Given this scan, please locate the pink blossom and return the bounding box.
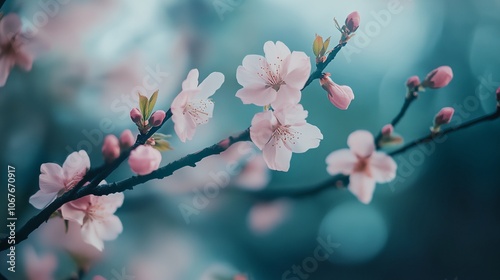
[406,75,421,89]
[102,135,120,162]
[326,130,397,204]
[320,73,354,110]
[128,145,162,175]
[248,200,290,234]
[434,107,454,126]
[93,276,106,280]
[236,41,311,108]
[29,151,90,209]
[0,14,35,87]
[250,105,323,171]
[234,154,270,190]
[61,192,124,251]
[37,219,102,271]
[171,69,224,142]
[24,247,57,280]
[120,129,135,148]
[149,110,166,127]
[345,11,361,33]
[381,124,394,137]
[422,66,453,89]
[130,108,142,123]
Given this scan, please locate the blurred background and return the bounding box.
[1,0,500,279]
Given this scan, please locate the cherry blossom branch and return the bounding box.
[302,43,346,90]
[0,110,172,252]
[251,106,500,200]
[0,127,248,252]
[374,89,418,148]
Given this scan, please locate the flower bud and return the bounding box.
[320,73,354,110]
[102,135,120,162]
[120,129,135,149]
[406,75,421,89]
[345,11,360,33]
[422,66,453,89]
[130,108,142,123]
[149,110,166,127]
[381,124,394,137]
[233,275,248,280]
[128,145,162,175]
[434,107,454,126]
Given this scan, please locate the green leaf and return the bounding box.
[152,133,172,141]
[146,90,159,119]
[313,34,323,57]
[138,93,149,120]
[153,139,173,151]
[321,36,331,56]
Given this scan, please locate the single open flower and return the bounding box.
[171,69,224,142]
[320,73,354,110]
[29,151,90,209]
[0,13,35,87]
[102,135,120,162]
[61,191,124,251]
[422,66,453,89]
[250,104,323,171]
[236,41,311,108]
[326,130,397,204]
[128,145,162,175]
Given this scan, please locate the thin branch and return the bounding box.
[253,107,500,200]
[374,90,418,148]
[302,43,346,90]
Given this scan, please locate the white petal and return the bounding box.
[250,111,276,150]
[262,137,293,172]
[236,86,276,106]
[39,163,65,193]
[198,72,224,99]
[286,123,323,153]
[273,103,307,126]
[81,222,104,251]
[94,215,123,241]
[187,98,214,125]
[236,64,267,88]
[62,151,90,182]
[347,130,375,158]
[29,191,57,209]
[263,41,291,68]
[284,51,311,89]
[348,173,376,204]
[181,69,199,90]
[325,149,357,175]
[271,84,302,109]
[370,152,397,183]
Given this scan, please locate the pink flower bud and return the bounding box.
[234,275,248,280]
[120,129,135,149]
[102,135,120,162]
[381,124,394,137]
[128,145,162,175]
[434,107,454,126]
[93,276,106,280]
[130,108,142,123]
[406,75,421,89]
[345,11,360,33]
[320,74,354,110]
[149,110,166,127]
[423,66,453,89]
